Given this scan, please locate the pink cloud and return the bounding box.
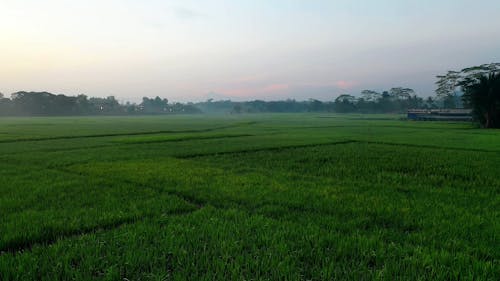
[262,83,289,92]
[335,80,357,89]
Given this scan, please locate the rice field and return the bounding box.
[0,114,498,280]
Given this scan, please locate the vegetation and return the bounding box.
[0,86,460,117]
[0,92,201,116]
[436,63,500,128]
[0,114,498,280]
[196,88,445,114]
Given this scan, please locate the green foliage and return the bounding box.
[0,92,201,116]
[0,87,428,116]
[462,72,500,128]
[435,63,500,128]
[0,114,498,280]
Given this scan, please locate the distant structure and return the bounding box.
[407,109,472,121]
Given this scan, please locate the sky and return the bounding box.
[1,0,499,102]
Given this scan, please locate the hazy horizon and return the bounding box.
[1,0,500,103]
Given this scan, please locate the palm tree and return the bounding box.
[462,72,500,128]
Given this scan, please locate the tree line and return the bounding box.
[1,88,447,117]
[201,87,456,114]
[0,88,457,116]
[1,61,497,128]
[0,92,201,116]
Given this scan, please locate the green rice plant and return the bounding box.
[0,114,498,280]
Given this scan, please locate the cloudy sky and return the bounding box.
[1,0,499,102]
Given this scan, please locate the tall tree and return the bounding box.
[361,90,381,102]
[334,94,357,113]
[389,87,415,100]
[462,72,500,128]
[436,63,500,128]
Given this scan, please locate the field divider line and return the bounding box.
[0,166,209,255]
[0,121,258,144]
[177,140,360,158]
[0,144,116,157]
[360,140,500,153]
[177,139,499,159]
[283,124,474,130]
[45,163,355,229]
[116,133,254,145]
[0,134,256,157]
[0,208,199,256]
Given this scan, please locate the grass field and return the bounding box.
[0,114,498,280]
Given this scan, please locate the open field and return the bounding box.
[0,114,498,280]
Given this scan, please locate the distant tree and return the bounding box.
[442,95,457,109]
[408,95,424,109]
[389,87,415,100]
[378,91,395,112]
[436,63,500,128]
[106,96,121,112]
[246,100,268,113]
[195,100,234,114]
[425,97,437,109]
[356,98,372,113]
[308,99,324,112]
[124,101,140,114]
[335,94,357,103]
[436,71,462,101]
[87,96,121,114]
[231,104,243,114]
[334,94,357,113]
[141,96,169,113]
[361,90,381,102]
[75,94,90,114]
[11,91,56,115]
[0,92,11,115]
